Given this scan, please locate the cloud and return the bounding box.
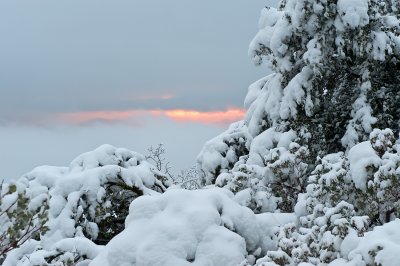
[57,108,245,127]
[163,108,244,125]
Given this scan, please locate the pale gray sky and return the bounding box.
[0,0,277,179]
[0,0,270,122]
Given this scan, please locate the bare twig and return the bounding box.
[0,197,18,217]
[146,144,173,179]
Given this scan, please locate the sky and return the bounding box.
[0,0,273,179]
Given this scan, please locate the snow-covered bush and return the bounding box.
[90,188,295,266]
[4,144,172,265]
[253,129,400,265]
[199,125,310,213]
[369,129,400,224]
[0,181,48,263]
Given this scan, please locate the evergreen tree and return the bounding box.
[198,0,400,214]
[249,0,400,154]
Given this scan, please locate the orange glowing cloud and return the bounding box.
[56,108,245,126]
[164,108,245,125]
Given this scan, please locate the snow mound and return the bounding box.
[90,188,280,266]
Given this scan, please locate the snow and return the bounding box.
[303,39,322,66]
[247,128,296,166]
[256,213,297,252]
[55,237,104,259]
[244,76,269,110]
[348,141,380,191]
[1,192,18,212]
[372,31,391,61]
[234,188,253,207]
[294,192,308,217]
[332,220,400,266]
[350,220,400,265]
[244,74,283,135]
[90,188,262,266]
[249,6,285,66]
[3,240,41,266]
[340,229,361,258]
[342,80,377,149]
[383,15,400,28]
[280,67,312,119]
[197,121,252,185]
[336,0,369,29]
[70,144,145,172]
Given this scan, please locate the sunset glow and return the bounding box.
[164,108,245,124]
[57,108,245,126]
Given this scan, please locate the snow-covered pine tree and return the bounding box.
[198,0,400,214]
[3,145,172,265]
[249,0,400,152]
